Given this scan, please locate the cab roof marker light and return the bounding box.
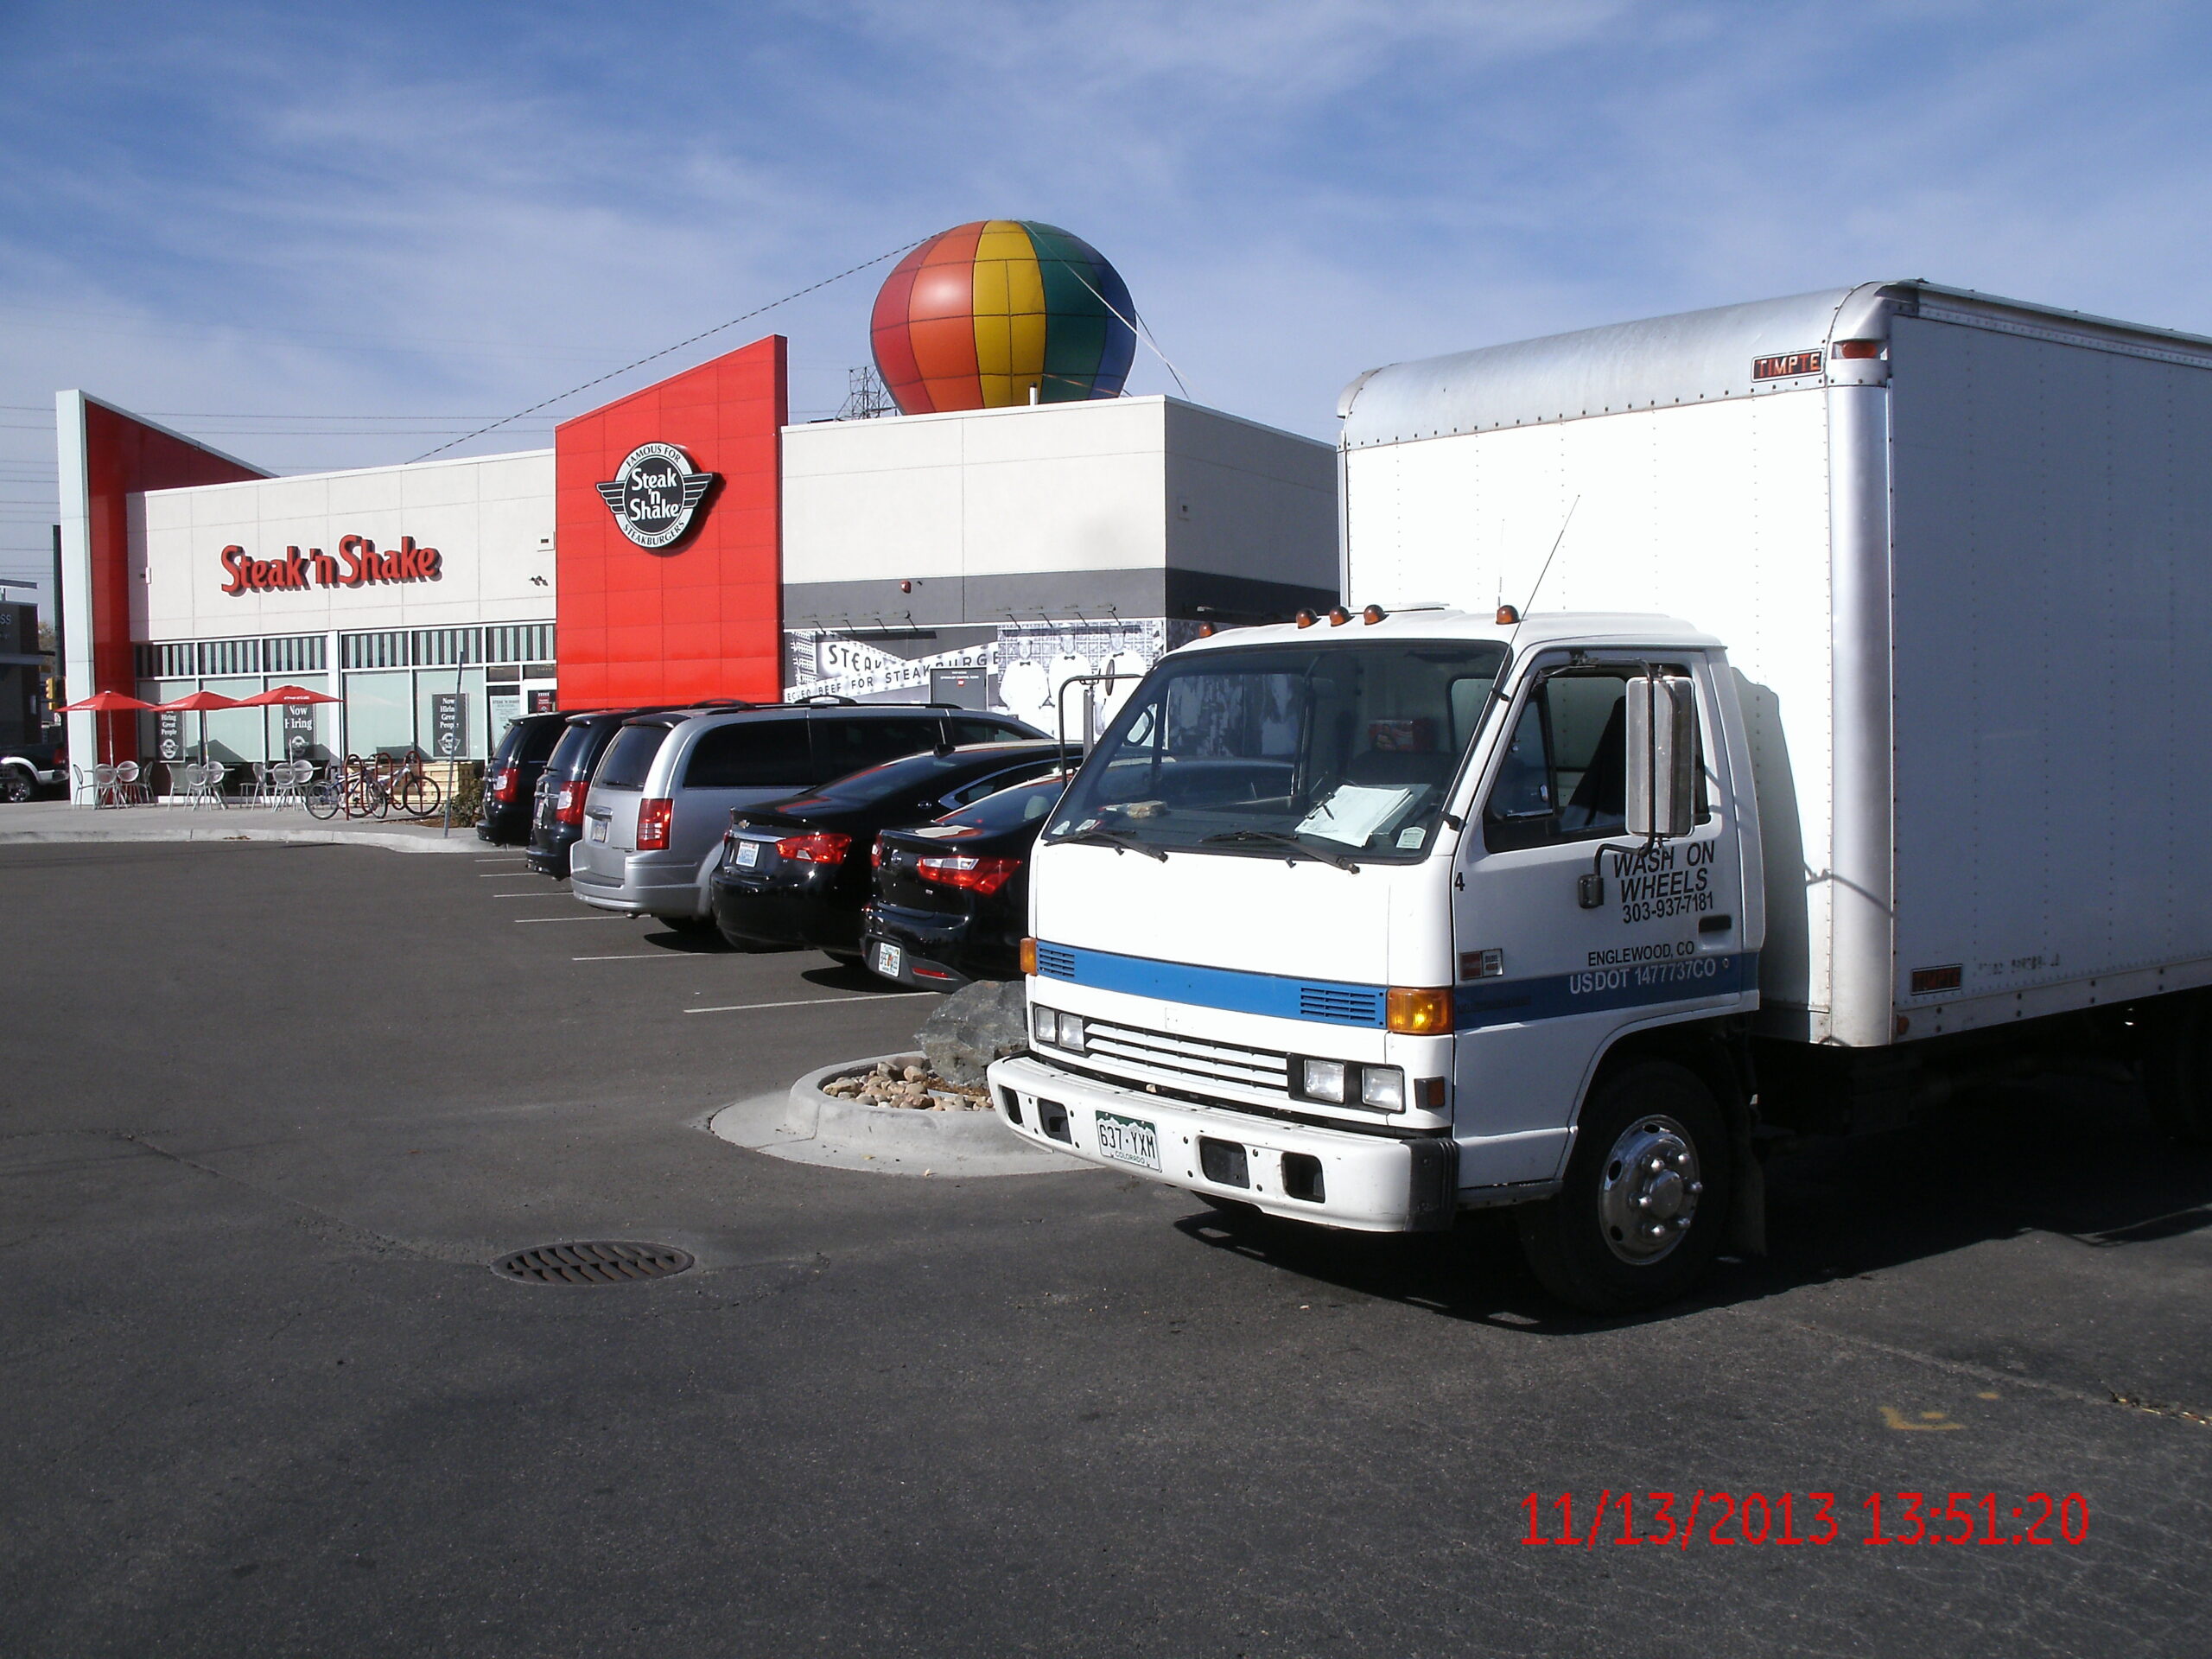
[1294,610,1317,629]
[1327,607,1351,626]
[1362,604,1387,624]
[1495,604,1520,626]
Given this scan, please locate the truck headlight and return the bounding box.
[1359,1066,1406,1110]
[1298,1058,1347,1103]
[1032,1008,1085,1053]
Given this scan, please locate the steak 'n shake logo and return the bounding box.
[595,442,716,549]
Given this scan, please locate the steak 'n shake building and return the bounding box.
[55,336,1337,777]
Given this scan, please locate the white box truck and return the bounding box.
[987,281,2212,1311]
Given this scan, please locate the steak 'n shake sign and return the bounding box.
[219,534,443,596]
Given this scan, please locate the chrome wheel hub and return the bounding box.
[1597,1114,1703,1264]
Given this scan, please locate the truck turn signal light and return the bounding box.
[1020,937,1038,975]
[1385,986,1454,1034]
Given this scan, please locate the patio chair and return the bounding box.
[71,765,99,806]
[115,760,147,804]
[93,763,120,808]
[271,760,310,809]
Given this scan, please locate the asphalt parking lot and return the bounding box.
[2,842,2208,1657]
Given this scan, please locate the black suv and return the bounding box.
[525,706,676,877]
[478,711,570,844]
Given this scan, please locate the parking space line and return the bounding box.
[572,952,690,961]
[685,992,935,1014]
[492,892,575,898]
[514,915,629,924]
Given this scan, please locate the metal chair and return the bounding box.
[270,760,310,809]
[115,760,146,804]
[71,765,99,806]
[207,762,228,807]
[93,763,120,808]
[248,760,272,806]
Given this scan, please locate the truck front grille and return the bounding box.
[1077,1018,1290,1101]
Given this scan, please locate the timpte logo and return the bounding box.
[595,442,716,550]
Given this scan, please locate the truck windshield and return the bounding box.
[1046,639,1507,861]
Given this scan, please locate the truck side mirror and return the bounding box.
[1624,675,1697,839]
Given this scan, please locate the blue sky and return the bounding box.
[4,0,2210,607]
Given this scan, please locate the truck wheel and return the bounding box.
[0,766,31,804]
[1516,1060,1732,1315]
[2142,998,2212,1146]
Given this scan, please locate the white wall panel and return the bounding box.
[136,450,555,642]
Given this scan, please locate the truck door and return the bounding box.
[1449,652,1750,1183]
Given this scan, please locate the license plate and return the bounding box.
[735,839,760,868]
[587,817,608,842]
[1094,1111,1161,1172]
[873,941,902,978]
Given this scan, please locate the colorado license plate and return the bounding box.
[735,839,760,868]
[873,941,902,977]
[1094,1111,1161,1172]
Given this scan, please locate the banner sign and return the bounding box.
[430,692,467,760]
[282,702,315,755]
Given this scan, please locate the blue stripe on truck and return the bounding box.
[1456,951,1758,1031]
[1034,940,1758,1032]
[1032,942,1388,1027]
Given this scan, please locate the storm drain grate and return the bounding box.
[492,1241,695,1286]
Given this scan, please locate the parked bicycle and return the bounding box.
[303,752,443,820]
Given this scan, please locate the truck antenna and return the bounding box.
[1519,497,1580,621]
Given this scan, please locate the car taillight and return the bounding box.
[488,766,517,804]
[637,797,673,850]
[776,831,851,865]
[870,836,884,870]
[916,854,1022,895]
[554,779,587,826]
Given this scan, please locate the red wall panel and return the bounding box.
[81,401,268,759]
[554,336,787,708]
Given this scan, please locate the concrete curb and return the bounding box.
[708,1052,1094,1178]
[0,817,480,855]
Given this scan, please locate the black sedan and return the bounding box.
[861,773,1065,988]
[709,740,1074,961]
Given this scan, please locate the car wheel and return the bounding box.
[0,766,32,804]
[1516,1059,1732,1315]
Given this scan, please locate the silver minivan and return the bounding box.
[569,702,1040,926]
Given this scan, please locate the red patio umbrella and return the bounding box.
[56,689,154,766]
[234,683,341,706]
[151,689,245,768]
[235,683,340,762]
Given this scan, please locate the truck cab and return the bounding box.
[988,607,1763,1311]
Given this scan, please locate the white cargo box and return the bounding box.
[1339,282,2212,1047]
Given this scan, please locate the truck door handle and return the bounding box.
[1698,913,1732,934]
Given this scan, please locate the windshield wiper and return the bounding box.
[1053,827,1168,861]
[1201,829,1361,873]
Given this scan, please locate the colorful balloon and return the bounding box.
[870,220,1137,415]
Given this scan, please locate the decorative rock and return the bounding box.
[917,978,1029,1087]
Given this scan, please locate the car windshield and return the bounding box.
[594,723,670,791]
[939,776,1067,834]
[1046,640,1507,861]
[544,721,593,778]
